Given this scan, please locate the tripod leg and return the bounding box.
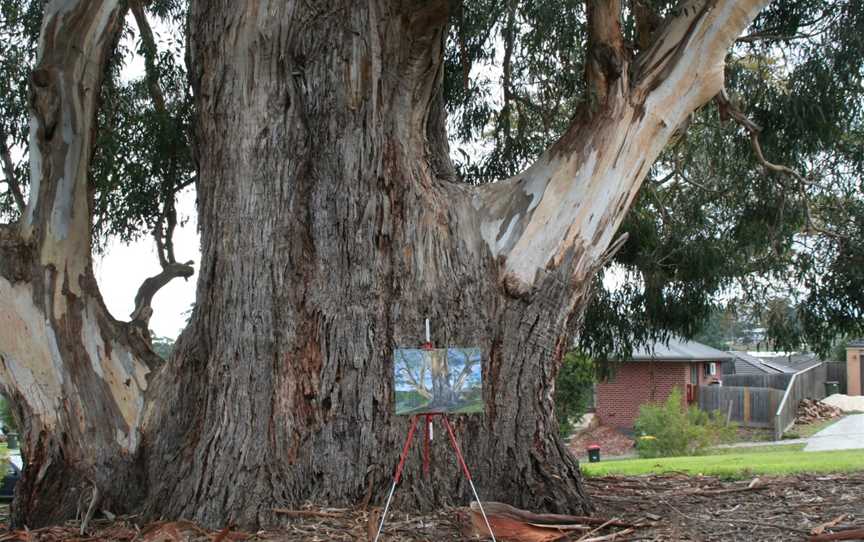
[373,415,419,542]
[423,414,432,476]
[441,416,497,542]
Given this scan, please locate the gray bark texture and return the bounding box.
[0,0,770,530]
[143,0,590,526]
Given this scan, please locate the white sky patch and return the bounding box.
[94,187,198,339]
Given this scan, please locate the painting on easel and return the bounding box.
[393,347,483,415]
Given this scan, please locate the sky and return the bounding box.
[94,188,198,339]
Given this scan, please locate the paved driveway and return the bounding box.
[804,413,864,452]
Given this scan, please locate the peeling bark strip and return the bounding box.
[1,0,772,531]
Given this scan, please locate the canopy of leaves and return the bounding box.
[0,0,40,221]
[1,0,861,358]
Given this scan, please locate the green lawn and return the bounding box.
[582,447,864,478]
[706,443,805,455]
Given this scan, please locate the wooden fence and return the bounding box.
[825,361,847,394]
[698,385,785,429]
[773,363,827,439]
[699,363,830,437]
[722,373,792,390]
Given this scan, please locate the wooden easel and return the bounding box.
[373,320,496,542]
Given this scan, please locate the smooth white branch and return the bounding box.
[474,0,770,295]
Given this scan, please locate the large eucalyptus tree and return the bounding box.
[0,0,861,529]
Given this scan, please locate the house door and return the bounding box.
[688,365,698,404]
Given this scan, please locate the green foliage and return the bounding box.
[829,338,851,363]
[1,1,862,362]
[89,8,194,250]
[555,352,595,436]
[0,396,17,433]
[151,336,175,360]
[0,0,40,222]
[634,388,736,458]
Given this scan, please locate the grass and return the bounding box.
[582,447,864,478]
[706,443,805,455]
[784,415,845,439]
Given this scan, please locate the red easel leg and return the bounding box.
[394,414,420,484]
[441,415,473,480]
[374,415,420,542]
[441,416,497,542]
[423,414,432,476]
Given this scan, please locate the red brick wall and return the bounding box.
[595,362,689,429]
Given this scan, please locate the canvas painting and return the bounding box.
[393,347,483,415]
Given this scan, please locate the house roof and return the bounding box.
[849,338,864,347]
[745,352,822,374]
[726,351,823,375]
[729,352,785,375]
[628,338,734,362]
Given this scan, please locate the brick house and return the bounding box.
[847,339,864,396]
[594,338,732,429]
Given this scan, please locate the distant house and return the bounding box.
[594,338,732,429]
[725,351,821,376]
[847,339,864,396]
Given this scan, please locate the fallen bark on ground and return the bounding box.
[0,472,860,541]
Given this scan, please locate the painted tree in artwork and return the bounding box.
[395,349,432,402]
[0,0,862,529]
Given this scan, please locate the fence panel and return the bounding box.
[698,386,783,428]
[825,361,847,394]
[773,363,827,439]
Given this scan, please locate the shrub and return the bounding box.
[634,387,736,458]
[555,352,596,437]
[0,396,16,433]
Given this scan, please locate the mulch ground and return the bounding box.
[569,425,636,458]
[0,473,862,540]
[587,472,864,541]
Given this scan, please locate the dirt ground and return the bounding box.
[569,425,636,458]
[0,473,861,541]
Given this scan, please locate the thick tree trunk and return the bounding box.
[0,1,162,526]
[139,1,591,526]
[1,0,770,530]
[140,0,768,528]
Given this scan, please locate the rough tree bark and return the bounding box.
[0,0,770,530]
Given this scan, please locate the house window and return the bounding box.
[704,362,717,376]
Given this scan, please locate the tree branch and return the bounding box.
[127,1,197,326]
[500,0,517,142]
[129,260,194,328]
[130,1,167,116]
[396,352,432,400]
[0,130,25,214]
[22,0,128,284]
[633,0,662,51]
[471,0,770,295]
[634,0,770,106]
[585,0,626,105]
[713,90,842,239]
